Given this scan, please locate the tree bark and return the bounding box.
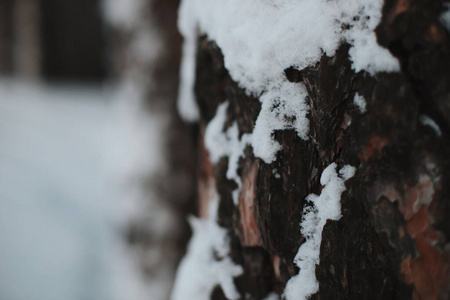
[189,1,450,299]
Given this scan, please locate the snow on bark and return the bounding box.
[262,292,280,300]
[102,0,146,30]
[440,3,450,33]
[419,115,442,137]
[177,0,399,162]
[205,102,251,204]
[284,163,355,300]
[171,199,243,300]
[184,0,450,298]
[251,81,309,163]
[353,93,367,114]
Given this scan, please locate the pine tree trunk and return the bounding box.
[186,1,450,299]
[0,0,13,74]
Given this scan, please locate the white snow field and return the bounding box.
[0,80,155,300]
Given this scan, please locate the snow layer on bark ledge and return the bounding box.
[284,163,355,300]
[178,0,400,162]
[171,199,243,300]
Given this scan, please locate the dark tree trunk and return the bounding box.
[104,0,196,298]
[13,0,41,78]
[188,1,450,299]
[0,0,41,78]
[40,0,105,82]
[0,0,13,74]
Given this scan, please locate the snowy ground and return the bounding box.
[0,80,151,300]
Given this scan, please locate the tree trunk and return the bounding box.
[0,0,13,74]
[0,0,40,77]
[174,1,450,299]
[12,0,41,78]
[103,0,196,299]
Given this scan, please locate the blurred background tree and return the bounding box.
[0,1,196,300]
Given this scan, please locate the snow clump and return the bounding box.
[251,81,310,162]
[263,292,280,300]
[440,3,450,33]
[284,163,356,300]
[419,115,442,137]
[171,199,243,300]
[102,0,146,30]
[205,102,252,204]
[178,0,399,99]
[353,93,367,113]
[177,0,400,163]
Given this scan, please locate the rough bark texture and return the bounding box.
[193,1,450,299]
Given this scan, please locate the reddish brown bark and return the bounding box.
[192,1,450,299]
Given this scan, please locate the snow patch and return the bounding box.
[419,115,442,137]
[177,0,200,121]
[251,82,310,163]
[353,93,367,113]
[263,292,280,300]
[344,0,400,74]
[206,85,309,170]
[178,0,399,96]
[102,0,145,30]
[178,0,399,160]
[273,169,281,179]
[130,29,163,66]
[171,199,243,300]
[440,3,450,33]
[205,102,252,204]
[284,163,355,300]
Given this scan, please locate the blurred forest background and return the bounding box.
[0,1,196,300]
